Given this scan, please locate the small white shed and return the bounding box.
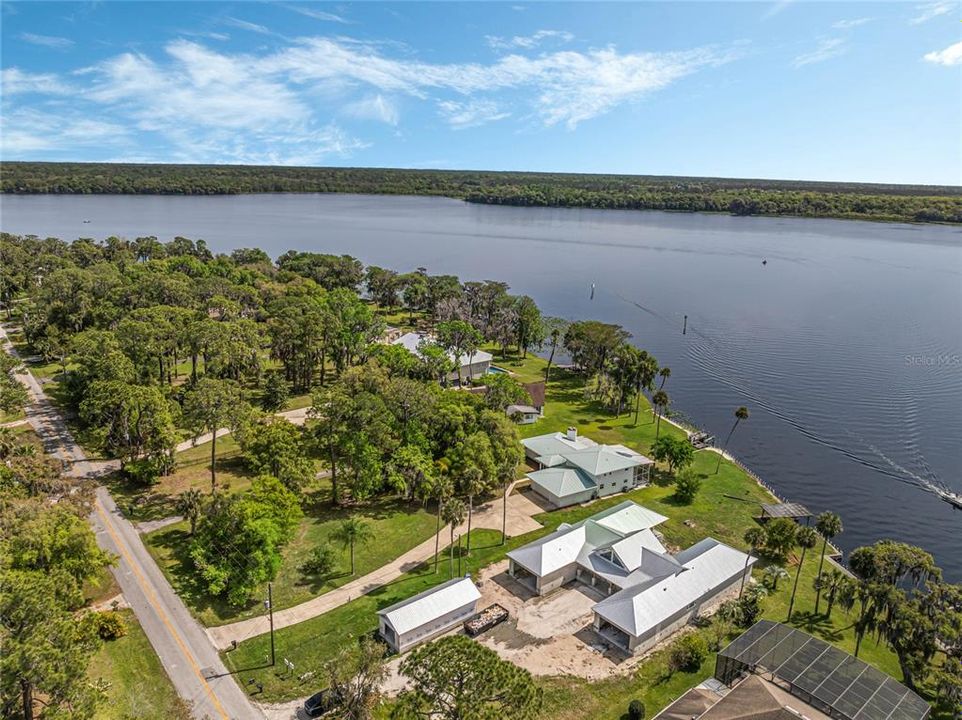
[377,576,481,653]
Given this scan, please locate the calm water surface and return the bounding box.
[3,193,961,579]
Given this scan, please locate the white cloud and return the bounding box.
[287,6,349,24]
[223,17,274,36]
[831,18,872,29]
[486,30,574,51]
[762,1,795,20]
[909,1,955,24]
[344,94,399,125]
[1,68,70,95]
[438,99,510,128]
[793,38,846,67]
[924,40,962,65]
[19,32,74,49]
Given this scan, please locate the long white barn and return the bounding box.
[377,576,481,654]
[507,501,755,655]
[392,331,492,383]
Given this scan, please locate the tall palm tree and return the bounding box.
[813,511,843,614]
[763,565,790,592]
[652,390,669,438]
[543,325,562,384]
[815,569,846,619]
[715,406,749,475]
[839,578,878,658]
[460,465,484,555]
[441,498,467,579]
[740,527,767,597]
[786,525,819,621]
[332,517,374,576]
[658,366,671,389]
[427,461,452,573]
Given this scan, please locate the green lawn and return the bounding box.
[144,480,440,627]
[222,362,948,714]
[87,610,192,720]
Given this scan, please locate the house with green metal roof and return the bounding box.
[522,428,654,507]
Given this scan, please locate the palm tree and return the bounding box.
[839,577,878,658]
[814,569,846,619]
[715,406,749,475]
[430,460,453,572]
[175,488,204,535]
[658,366,671,389]
[740,527,767,597]
[763,565,790,592]
[332,517,374,576]
[786,525,819,621]
[652,390,669,438]
[543,324,563,384]
[460,465,484,556]
[813,512,843,614]
[441,498,467,579]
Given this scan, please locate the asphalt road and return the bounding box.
[1,324,264,720]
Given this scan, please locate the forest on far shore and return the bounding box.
[3,161,961,224]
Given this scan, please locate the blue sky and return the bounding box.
[1,1,960,184]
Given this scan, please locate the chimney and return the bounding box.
[566,427,578,442]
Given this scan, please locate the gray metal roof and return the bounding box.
[378,576,480,636]
[392,332,493,367]
[760,502,812,519]
[718,621,930,720]
[528,467,596,498]
[563,445,652,475]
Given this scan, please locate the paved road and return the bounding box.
[207,484,545,649]
[1,324,263,720]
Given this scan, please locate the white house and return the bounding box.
[506,501,755,655]
[392,331,493,383]
[521,428,654,507]
[377,576,481,654]
[506,381,546,425]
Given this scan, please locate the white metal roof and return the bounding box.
[593,538,755,636]
[521,432,597,460]
[507,523,590,576]
[378,577,480,636]
[592,502,668,535]
[563,446,653,475]
[528,467,596,498]
[392,332,493,368]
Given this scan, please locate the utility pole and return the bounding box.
[457,534,462,576]
[265,583,275,666]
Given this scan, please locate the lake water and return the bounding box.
[3,193,961,579]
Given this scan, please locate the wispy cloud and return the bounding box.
[909,1,955,24]
[223,17,274,36]
[180,30,231,42]
[924,40,962,65]
[831,18,872,30]
[793,38,846,67]
[344,94,399,125]
[486,29,574,51]
[438,99,510,129]
[1,35,738,161]
[762,1,794,20]
[19,32,75,49]
[1,68,71,95]
[286,5,349,24]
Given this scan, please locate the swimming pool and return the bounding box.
[488,365,508,374]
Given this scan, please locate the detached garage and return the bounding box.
[377,576,481,654]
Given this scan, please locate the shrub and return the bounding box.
[672,469,702,504]
[627,699,646,720]
[669,633,707,672]
[94,610,127,640]
[300,544,338,578]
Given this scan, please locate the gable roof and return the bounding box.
[378,577,480,635]
[592,501,668,534]
[507,523,590,576]
[528,467,596,497]
[593,538,755,636]
[521,431,597,459]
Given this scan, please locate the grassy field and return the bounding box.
[144,477,440,627]
[87,610,192,720]
[220,357,944,715]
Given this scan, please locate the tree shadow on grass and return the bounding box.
[790,610,844,643]
[146,526,260,623]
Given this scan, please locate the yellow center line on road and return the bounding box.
[94,500,231,720]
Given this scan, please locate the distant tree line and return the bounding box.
[3,162,960,224]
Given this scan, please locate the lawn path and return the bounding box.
[206,486,544,649]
